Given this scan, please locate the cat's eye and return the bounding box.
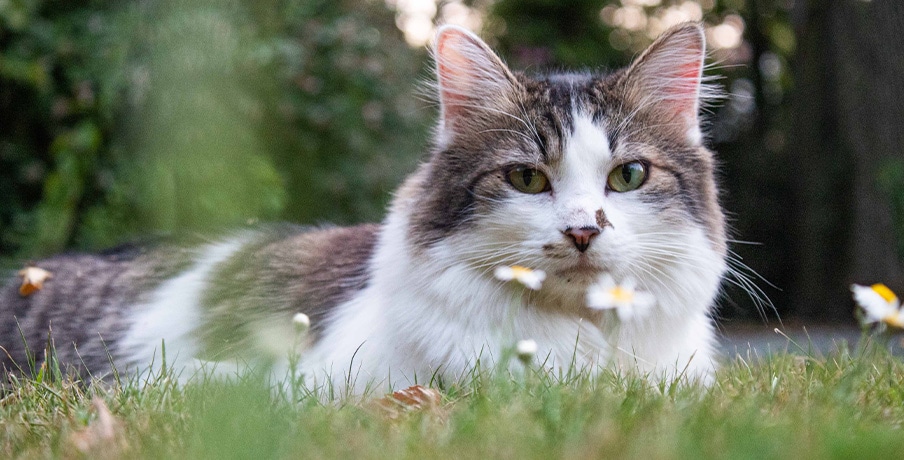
[607,161,647,192]
[506,166,550,194]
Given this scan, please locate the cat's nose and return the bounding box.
[563,226,601,253]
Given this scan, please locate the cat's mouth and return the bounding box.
[552,259,605,280]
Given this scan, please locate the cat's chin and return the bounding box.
[549,261,606,283]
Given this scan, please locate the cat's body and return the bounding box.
[0,24,727,394]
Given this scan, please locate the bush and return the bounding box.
[0,0,428,259]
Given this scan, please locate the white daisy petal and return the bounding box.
[519,270,546,290]
[851,283,901,326]
[494,266,514,281]
[495,266,546,290]
[586,275,655,321]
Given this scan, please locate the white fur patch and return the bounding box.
[552,114,612,231]
[568,115,612,163]
[117,237,247,382]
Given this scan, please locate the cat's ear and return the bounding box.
[624,23,711,145]
[433,25,518,137]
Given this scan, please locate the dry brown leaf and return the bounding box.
[17,266,52,297]
[68,397,122,456]
[374,385,443,420]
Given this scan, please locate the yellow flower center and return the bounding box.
[885,313,904,328]
[871,283,899,303]
[510,266,533,277]
[609,286,635,303]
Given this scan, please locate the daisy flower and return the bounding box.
[292,312,311,332]
[515,339,538,362]
[851,283,903,328]
[586,275,655,321]
[494,265,546,290]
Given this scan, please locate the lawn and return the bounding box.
[3,335,904,459]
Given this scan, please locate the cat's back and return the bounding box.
[199,224,381,343]
[0,224,381,377]
[0,243,191,375]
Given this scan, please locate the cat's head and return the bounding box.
[406,23,727,311]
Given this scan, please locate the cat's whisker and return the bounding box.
[722,259,777,320]
[610,90,666,139]
[725,249,780,289]
[475,128,536,144]
[726,239,764,246]
[467,253,548,273]
[515,99,544,148]
[643,241,776,319]
[619,261,694,318]
[442,100,541,140]
[627,260,696,301]
[722,270,774,320]
[631,240,777,320]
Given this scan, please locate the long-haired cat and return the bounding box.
[0,23,727,394]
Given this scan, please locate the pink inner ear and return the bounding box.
[677,61,701,82]
[629,25,707,128]
[437,38,469,108]
[436,32,476,127]
[668,61,701,119]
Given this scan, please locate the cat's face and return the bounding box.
[409,24,727,309]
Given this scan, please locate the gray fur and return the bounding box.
[196,224,378,361]
[0,225,379,378]
[0,245,192,377]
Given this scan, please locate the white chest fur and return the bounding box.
[300,203,722,394]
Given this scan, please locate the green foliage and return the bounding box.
[1,1,113,256]
[488,0,622,69]
[88,0,290,247]
[0,0,428,259]
[258,0,428,225]
[5,340,904,458]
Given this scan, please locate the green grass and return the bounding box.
[4,336,904,459]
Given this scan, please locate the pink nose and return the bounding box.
[563,226,601,253]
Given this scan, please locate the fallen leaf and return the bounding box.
[68,397,122,456]
[17,266,52,297]
[374,385,443,420]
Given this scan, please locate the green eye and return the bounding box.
[607,161,647,192]
[506,166,550,194]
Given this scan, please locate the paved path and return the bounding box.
[719,322,865,358]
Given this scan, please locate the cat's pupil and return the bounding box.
[622,167,633,183]
[522,169,535,186]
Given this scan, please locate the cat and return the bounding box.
[0,23,727,395]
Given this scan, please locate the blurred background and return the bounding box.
[1,0,902,324]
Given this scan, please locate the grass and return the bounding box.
[3,335,904,459]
